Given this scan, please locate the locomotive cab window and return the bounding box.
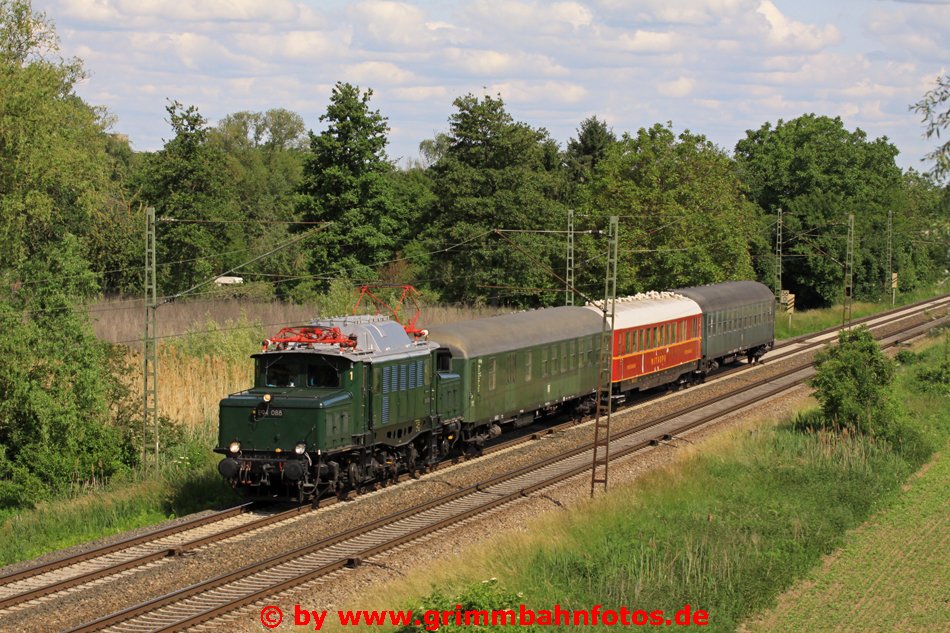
[307,360,341,388]
[436,350,452,372]
[258,355,298,388]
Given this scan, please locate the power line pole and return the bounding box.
[886,209,895,306]
[774,207,783,305]
[141,220,329,471]
[591,215,618,497]
[842,212,855,326]
[143,206,159,470]
[566,209,575,306]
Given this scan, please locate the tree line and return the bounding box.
[0,0,947,508]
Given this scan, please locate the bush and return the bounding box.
[395,579,535,633]
[914,357,950,393]
[895,349,918,365]
[809,326,897,437]
[0,237,140,509]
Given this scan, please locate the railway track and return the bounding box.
[488,293,950,451]
[0,503,320,613]
[2,294,945,627]
[64,303,947,633]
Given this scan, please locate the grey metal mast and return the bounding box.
[143,206,158,470]
[591,215,618,496]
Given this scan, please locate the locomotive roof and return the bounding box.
[427,306,603,359]
[673,280,774,312]
[258,315,436,362]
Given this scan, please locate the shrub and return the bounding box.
[895,349,918,365]
[809,326,897,437]
[913,356,950,393]
[394,579,535,633]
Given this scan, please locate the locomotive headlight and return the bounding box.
[228,441,241,454]
[263,393,272,403]
[294,442,306,455]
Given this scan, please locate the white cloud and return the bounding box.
[658,77,696,98]
[343,61,417,85]
[600,0,753,25]
[274,31,344,61]
[37,0,942,169]
[58,0,301,23]
[462,0,593,35]
[349,1,440,49]
[866,4,950,58]
[613,29,677,52]
[487,80,588,104]
[755,1,841,51]
[444,48,567,77]
[391,85,450,101]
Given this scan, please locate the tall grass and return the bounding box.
[774,281,948,339]
[91,296,511,350]
[510,428,911,632]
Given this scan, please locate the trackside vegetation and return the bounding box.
[0,0,948,552]
[380,333,949,633]
[743,342,949,632]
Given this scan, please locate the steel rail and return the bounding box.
[0,503,253,589]
[8,294,947,619]
[68,311,947,633]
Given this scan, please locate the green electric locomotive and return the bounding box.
[215,307,603,503]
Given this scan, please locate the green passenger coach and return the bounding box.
[426,307,604,439]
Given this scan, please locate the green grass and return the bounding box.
[385,337,950,633]
[0,450,238,567]
[774,281,948,339]
[742,440,949,632]
[506,429,915,632]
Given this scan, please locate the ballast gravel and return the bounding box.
[4,310,942,633]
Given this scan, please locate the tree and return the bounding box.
[580,123,758,295]
[810,326,896,436]
[297,82,397,289]
[0,237,133,508]
[209,109,309,298]
[911,74,950,182]
[418,93,569,306]
[734,115,904,307]
[0,0,121,278]
[0,2,138,508]
[565,115,616,186]
[132,101,239,294]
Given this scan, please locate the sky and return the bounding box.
[38,0,949,171]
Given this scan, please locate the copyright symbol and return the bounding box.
[260,605,283,629]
